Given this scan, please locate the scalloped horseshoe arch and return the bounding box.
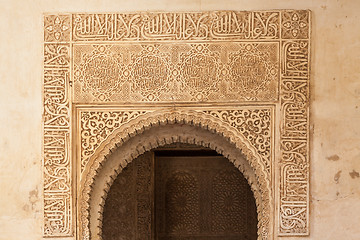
[79,110,272,240]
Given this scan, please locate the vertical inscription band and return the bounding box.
[279,10,310,235]
[43,14,72,236]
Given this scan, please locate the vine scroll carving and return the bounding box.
[43,10,311,239]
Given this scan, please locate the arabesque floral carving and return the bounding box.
[43,10,311,238]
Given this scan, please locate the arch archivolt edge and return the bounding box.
[78,108,273,240]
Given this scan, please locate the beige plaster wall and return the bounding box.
[0,0,359,239]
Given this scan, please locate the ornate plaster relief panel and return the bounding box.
[43,10,310,239]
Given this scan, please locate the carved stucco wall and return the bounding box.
[1,1,360,240]
[42,10,310,239]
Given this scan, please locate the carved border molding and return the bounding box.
[279,40,310,235]
[43,10,311,238]
[43,42,72,236]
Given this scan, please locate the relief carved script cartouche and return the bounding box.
[73,43,279,102]
[43,10,310,239]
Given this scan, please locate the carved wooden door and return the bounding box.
[154,155,258,240]
[102,152,257,240]
[102,152,154,240]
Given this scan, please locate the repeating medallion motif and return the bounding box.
[165,172,201,234]
[73,42,279,102]
[211,169,257,235]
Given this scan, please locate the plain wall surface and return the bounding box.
[0,0,359,239]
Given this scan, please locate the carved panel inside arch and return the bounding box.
[211,169,257,235]
[155,155,257,239]
[102,152,153,240]
[102,150,258,240]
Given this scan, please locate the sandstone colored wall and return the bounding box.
[0,0,359,239]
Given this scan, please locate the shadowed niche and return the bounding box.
[102,144,258,240]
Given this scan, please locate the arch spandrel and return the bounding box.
[79,109,273,180]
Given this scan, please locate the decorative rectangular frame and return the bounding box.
[43,10,311,238]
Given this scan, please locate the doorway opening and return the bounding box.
[101,144,258,240]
